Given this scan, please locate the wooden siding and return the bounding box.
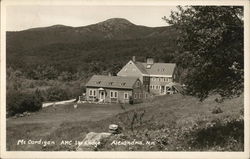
[86,79,144,104]
[117,60,144,83]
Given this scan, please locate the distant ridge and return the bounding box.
[9,18,163,32]
[6,17,178,74]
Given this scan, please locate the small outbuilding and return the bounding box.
[85,75,143,104]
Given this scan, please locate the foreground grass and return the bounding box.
[7,94,244,151]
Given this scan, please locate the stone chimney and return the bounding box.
[146,57,154,64]
[146,57,154,69]
[132,56,136,62]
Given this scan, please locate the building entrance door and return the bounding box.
[98,88,105,102]
[161,86,165,94]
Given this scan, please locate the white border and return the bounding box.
[1,0,249,159]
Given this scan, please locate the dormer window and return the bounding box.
[121,82,126,86]
[146,65,151,69]
[96,81,101,84]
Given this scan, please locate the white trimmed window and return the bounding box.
[139,93,142,99]
[110,91,118,98]
[136,81,140,87]
[89,89,96,96]
[124,93,129,99]
[134,93,137,99]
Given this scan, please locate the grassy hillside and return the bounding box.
[7,94,243,151]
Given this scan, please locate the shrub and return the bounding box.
[187,117,244,151]
[211,106,223,114]
[46,87,69,102]
[7,90,42,116]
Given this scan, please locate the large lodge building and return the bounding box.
[85,56,181,103]
[117,56,177,95]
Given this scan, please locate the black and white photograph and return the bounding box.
[0,0,249,158]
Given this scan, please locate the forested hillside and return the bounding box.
[7,18,178,80]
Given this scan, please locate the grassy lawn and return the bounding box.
[6,102,142,150]
[6,94,244,151]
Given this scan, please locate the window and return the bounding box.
[110,91,118,98]
[136,81,140,87]
[89,89,96,96]
[121,82,126,86]
[96,81,101,84]
[139,93,142,99]
[124,93,129,99]
[134,93,137,99]
[109,82,113,85]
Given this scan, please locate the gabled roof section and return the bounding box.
[117,60,147,76]
[85,75,139,89]
[134,62,148,75]
[136,62,176,76]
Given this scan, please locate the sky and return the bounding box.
[6,5,178,31]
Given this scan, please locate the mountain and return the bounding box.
[6,18,178,78]
[7,18,175,48]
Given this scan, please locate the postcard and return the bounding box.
[1,0,249,158]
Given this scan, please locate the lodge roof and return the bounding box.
[135,62,176,76]
[85,75,139,89]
